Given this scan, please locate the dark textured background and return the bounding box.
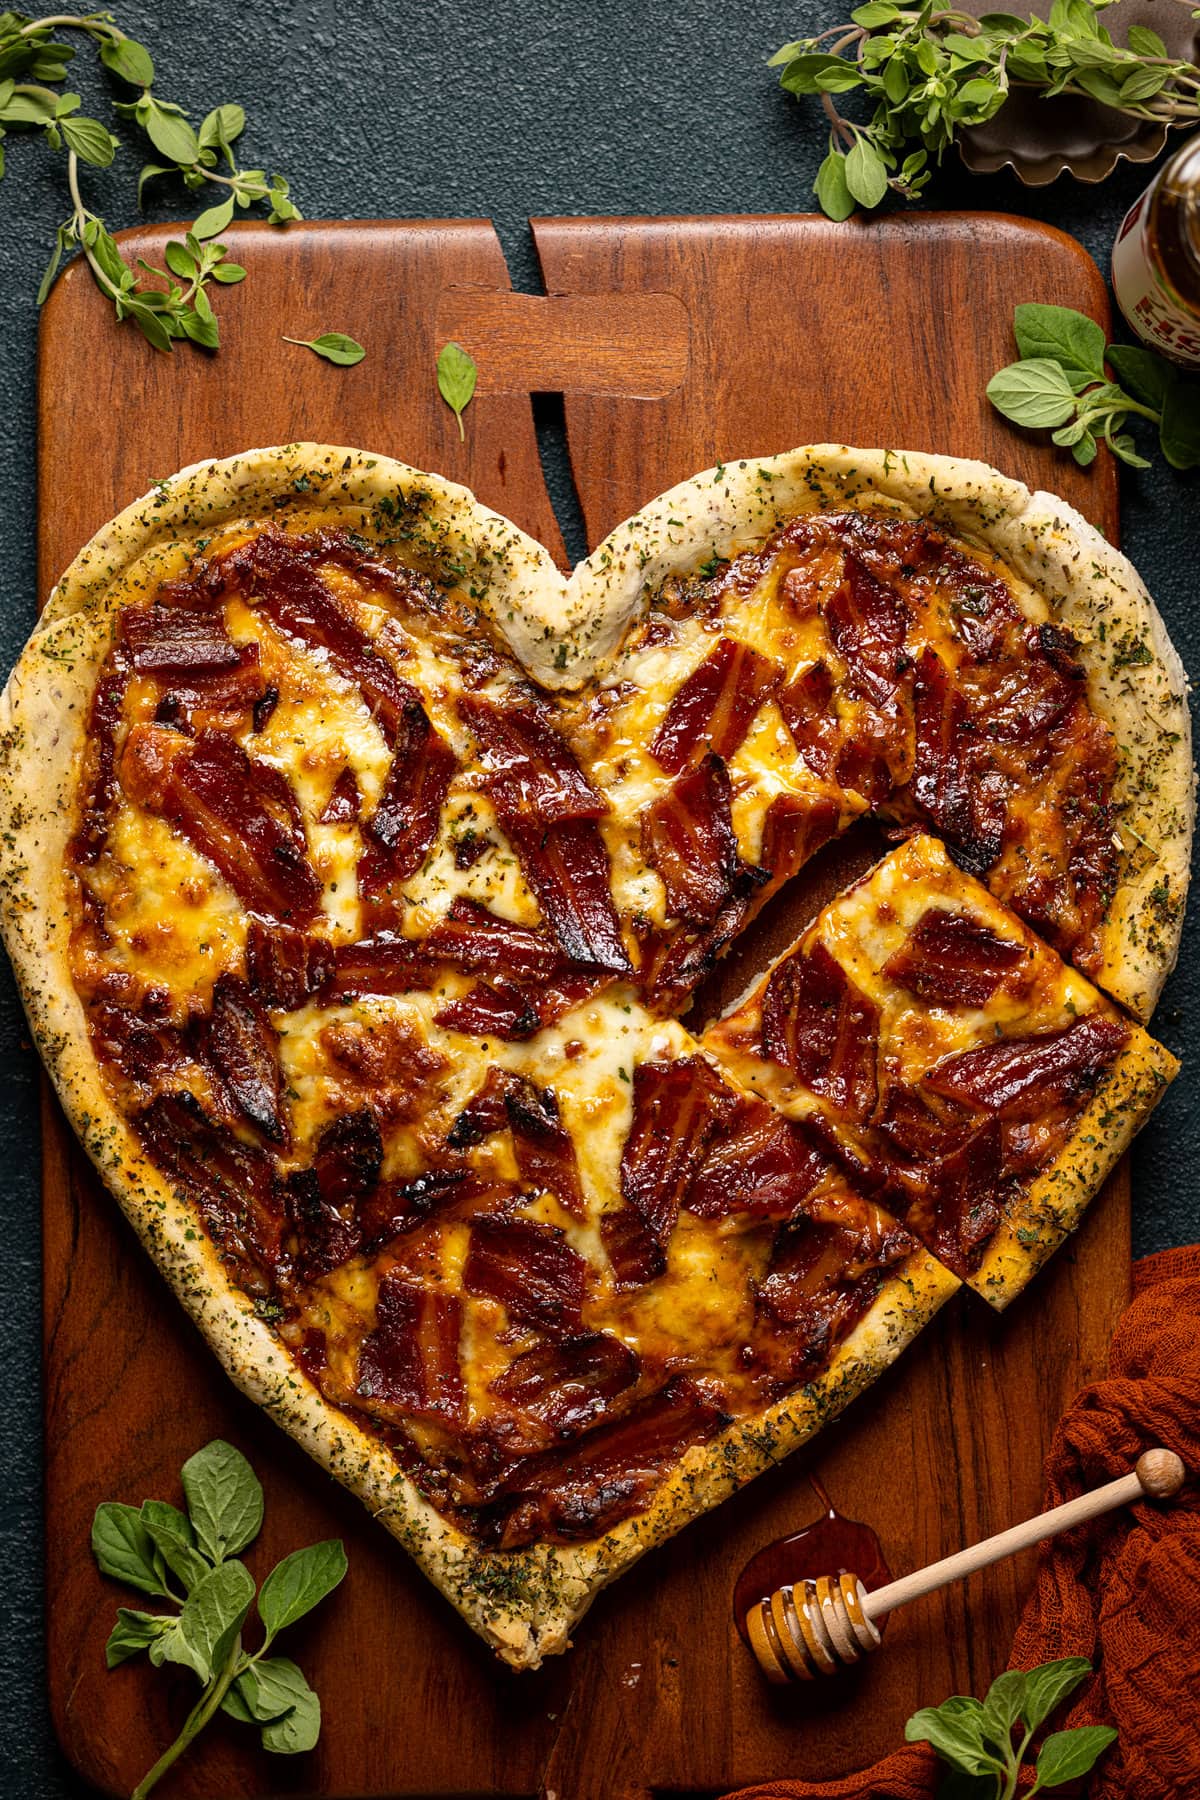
[0,2,1195,1791]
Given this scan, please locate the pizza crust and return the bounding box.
[0,442,1186,1668]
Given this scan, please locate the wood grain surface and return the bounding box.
[38,212,1127,1800]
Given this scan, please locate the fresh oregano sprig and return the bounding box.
[905,1656,1117,1799]
[92,1439,347,1800]
[0,11,300,349]
[988,302,1200,470]
[771,0,1200,221]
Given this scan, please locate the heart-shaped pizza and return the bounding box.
[0,443,1189,1669]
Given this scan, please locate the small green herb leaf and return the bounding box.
[258,1539,348,1639]
[905,1698,1001,1776]
[92,1503,172,1599]
[1033,1723,1118,1789]
[98,36,155,87]
[986,358,1078,429]
[844,134,889,207]
[60,114,117,167]
[105,1608,173,1668]
[225,1658,322,1752]
[140,1498,211,1593]
[979,1667,1028,1747]
[282,331,365,366]
[152,1559,255,1683]
[142,97,200,166]
[437,340,478,438]
[814,148,855,221]
[192,196,235,241]
[1012,303,1106,388]
[1105,343,1171,411]
[181,1439,264,1563]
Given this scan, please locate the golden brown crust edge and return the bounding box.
[0,445,961,1670]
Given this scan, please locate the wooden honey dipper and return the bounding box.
[745,1447,1186,1684]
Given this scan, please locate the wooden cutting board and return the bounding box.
[39,213,1127,1800]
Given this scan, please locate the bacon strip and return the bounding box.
[777,660,839,781]
[761,942,879,1121]
[446,1069,584,1217]
[120,605,243,676]
[459,695,607,823]
[121,725,320,925]
[69,645,131,868]
[824,554,912,707]
[357,696,456,904]
[912,648,1005,876]
[483,1377,727,1548]
[204,974,287,1143]
[356,1273,465,1423]
[922,1014,1128,1116]
[505,818,631,975]
[464,1218,589,1339]
[883,908,1028,1009]
[285,1109,384,1280]
[90,1001,189,1092]
[424,898,563,986]
[686,1101,828,1224]
[641,754,745,924]
[490,1333,640,1440]
[246,920,335,1012]
[650,638,781,773]
[216,530,423,747]
[605,1056,739,1287]
[134,1092,285,1295]
[435,980,541,1041]
[324,933,435,1000]
[320,767,361,824]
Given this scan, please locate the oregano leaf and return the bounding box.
[437,340,478,437]
[282,331,366,366]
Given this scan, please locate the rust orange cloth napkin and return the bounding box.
[724,1246,1200,1800]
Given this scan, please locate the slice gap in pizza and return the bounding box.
[703,832,1177,1306]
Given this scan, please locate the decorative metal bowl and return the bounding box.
[957,0,1199,185]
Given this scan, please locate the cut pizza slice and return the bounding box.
[702,832,1177,1306]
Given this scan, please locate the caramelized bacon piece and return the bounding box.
[963,623,1084,744]
[358,698,456,896]
[446,1070,584,1218]
[459,695,607,823]
[134,1091,285,1294]
[606,1056,739,1287]
[649,638,781,774]
[122,726,320,924]
[325,932,434,999]
[484,1377,727,1548]
[70,645,131,867]
[686,1101,827,1223]
[424,898,563,986]
[90,1001,189,1092]
[883,908,1028,1009]
[642,753,745,924]
[490,1333,640,1440]
[777,660,839,780]
[285,1109,384,1280]
[463,1218,589,1339]
[824,554,912,707]
[922,1014,1128,1116]
[753,1198,913,1389]
[216,529,423,746]
[761,942,879,1121]
[358,1169,520,1255]
[435,980,541,1041]
[120,605,243,676]
[204,974,287,1143]
[245,920,335,1012]
[911,648,1005,876]
[320,767,361,824]
[759,793,839,884]
[898,1117,1004,1277]
[505,818,631,975]
[356,1273,465,1423]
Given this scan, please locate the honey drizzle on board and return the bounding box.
[732,1474,892,1647]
